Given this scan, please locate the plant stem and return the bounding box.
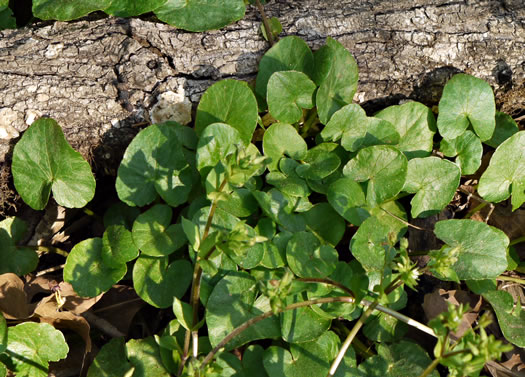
[463,202,487,219]
[35,245,69,257]
[419,357,441,377]
[497,275,525,285]
[255,0,275,46]
[379,207,429,231]
[510,235,525,246]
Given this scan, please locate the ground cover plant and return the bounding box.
[1,2,525,377]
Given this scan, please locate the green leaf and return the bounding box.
[350,216,392,272]
[260,16,282,42]
[304,203,345,246]
[440,130,482,175]
[172,297,194,331]
[217,188,258,217]
[263,331,354,377]
[206,271,281,350]
[0,2,15,29]
[0,322,68,377]
[433,219,509,280]
[263,123,307,171]
[314,37,359,124]
[196,123,243,172]
[195,79,258,144]
[483,290,525,347]
[256,36,314,102]
[12,118,95,210]
[154,0,245,32]
[64,238,127,297]
[478,131,525,210]
[437,74,496,141]
[126,337,170,377]
[133,256,192,308]
[132,204,184,256]
[267,71,316,124]
[320,104,367,151]
[0,313,6,354]
[363,312,408,343]
[116,123,195,207]
[343,145,407,206]
[484,111,519,148]
[402,157,461,218]
[101,224,139,267]
[32,0,110,20]
[103,202,140,230]
[0,218,38,275]
[103,0,167,17]
[286,231,338,278]
[266,170,310,197]
[252,189,306,233]
[295,143,341,180]
[374,101,436,159]
[357,341,437,377]
[327,177,369,225]
[361,117,400,148]
[242,345,269,377]
[280,294,331,343]
[87,337,133,377]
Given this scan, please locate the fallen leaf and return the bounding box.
[0,273,31,319]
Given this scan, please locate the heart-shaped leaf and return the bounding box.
[101,224,139,267]
[327,177,369,225]
[12,118,95,210]
[314,37,359,124]
[360,117,400,148]
[263,123,307,171]
[256,36,314,102]
[483,290,525,347]
[0,218,38,275]
[440,130,482,175]
[154,0,245,32]
[478,131,525,210]
[195,79,258,144]
[103,0,167,17]
[350,216,392,272]
[32,0,110,20]
[132,204,185,256]
[286,231,338,278]
[295,143,341,181]
[320,103,367,151]
[64,238,127,297]
[437,74,495,141]
[374,101,436,159]
[133,256,192,308]
[402,157,461,218]
[433,219,509,280]
[206,271,280,350]
[196,123,243,172]
[116,123,195,207]
[343,145,407,206]
[267,71,316,124]
[484,111,519,148]
[0,322,68,377]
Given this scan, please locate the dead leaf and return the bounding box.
[0,273,31,319]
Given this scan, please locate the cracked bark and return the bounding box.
[0,0,524,210]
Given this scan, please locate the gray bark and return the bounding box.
[0,0,524,208]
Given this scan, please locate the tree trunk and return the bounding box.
[1,0,524,209]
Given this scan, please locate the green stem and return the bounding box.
[419,357,441,377]
[510,235,525,246]
[35,245,69,257]
[255,0,274,46]
[497,275,525,285]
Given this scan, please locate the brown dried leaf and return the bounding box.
[0,273,31,319]
[59,282,103,315]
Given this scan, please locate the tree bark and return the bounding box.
[0,0,524,208]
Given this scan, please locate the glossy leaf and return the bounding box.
[242,345,269,377]
[32,0,110,20]
[132,204,184,256]
[127,337,170,377]
[101,224,139,267]
[263,123,307,170]
[133,256,192,308]
[483,290,525,347]
[116,123,194,207]
[437,74,495,141]
[0,322,68,377]
[87,337,133,377]
[327,177,368,225]
[103,202,140,230]
[256,36,314,101]
[361,117,400,148]
[266,171,310,197]
[64,238,127,297]
[320,104,367,151]
[195,79,258,143]
[440,130,482,175]
[314,37,359,124]
[12,118,95,210]
[280,294,331,343]
[217,188,258,217]
[402,157,461,218]
[363,312,408,343]
[103,0,167,17]
[304,203,345,246]
[343,145,407,206]
[484,111,519,148]
[154,0,245,32]
[206,272,280,350]
[433,219,509,280]
[286,231,338,278]
[0,218,38,275]
[267,71,316,123]
[374,101,436,159]
[350,216,392,272]
[478,131,525,210]
[295,143,341,180]
[196,123,243,172]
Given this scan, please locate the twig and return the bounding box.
[380,207,430,231]
[255,0,275,46]
[35,263,65,277]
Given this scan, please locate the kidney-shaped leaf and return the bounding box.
[263,123,307,171]
[116,123,193,207]
[350,216,391,272]
[437,74,495,141]
[374,102,436,159]
[478,131,525,210]
[434,219,509,280]
[267,71,316,124]
[0,322,68,377]
[154,0,245,32]
[320,104,367,152]
[403,157,460,218]
[440,130,482,175]
[12,118,95,210]
[327,177,369,225]
[32,0,110,20]
[483,290,525,347]
[343,145,407,206]
[295,143,341,180]
[195,79,258,144]
[64,238,127,297]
